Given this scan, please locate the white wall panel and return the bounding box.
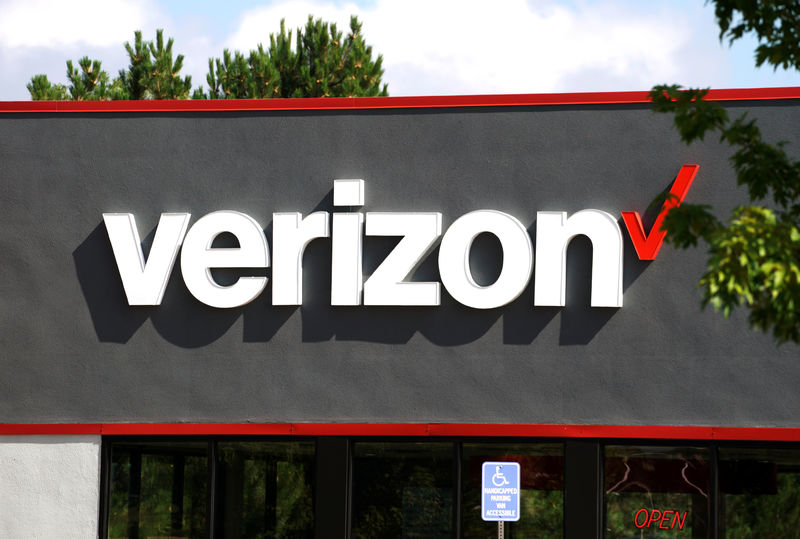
[0,436,100,538]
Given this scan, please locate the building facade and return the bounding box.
[2,89,800,538]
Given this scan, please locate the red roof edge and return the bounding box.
[1,87,799,113]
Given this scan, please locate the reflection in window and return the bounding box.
[461,443,563,538]
[604,446,709,538]
[352,442,454,538]
[720,447,800,537]
[109,442,209,539]
[216,441,315,538]
[108,440,315,539]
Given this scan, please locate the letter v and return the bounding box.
[103,213,191,305]
[621,165,699,260]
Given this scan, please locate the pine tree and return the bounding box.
[28,17,387,101]
[203,16,388,99]
[269,20,300,97]
[27,30,191,101]
[294,16,387,98]
[118,31,152,100]
[248,44,282,98]
[65,57,126,101]
[147,30,192,99]
[26,75,68,100]
[203,49,254,99]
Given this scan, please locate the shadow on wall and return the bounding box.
[73,196,653,348]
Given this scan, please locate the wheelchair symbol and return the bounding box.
[491,465,510,486]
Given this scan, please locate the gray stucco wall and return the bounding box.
[1,101,798,425]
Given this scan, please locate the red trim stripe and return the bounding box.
[1,87,799,113]
[0,423,103,435]
[100,423,293,436]
[1,423,800,441]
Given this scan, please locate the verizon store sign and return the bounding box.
[105,166,697,310]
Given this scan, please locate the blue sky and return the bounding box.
[0,0,797,100]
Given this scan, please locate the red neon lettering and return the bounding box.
[634,508,648,528]
[621,164,700,260]
[673,511,688,530]
[635,507,687,530]
[646,509,662,527]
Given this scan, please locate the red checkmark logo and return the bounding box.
[621,164,700,260]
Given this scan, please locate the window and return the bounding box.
[719,447,800,537]
[105,439,315,539]
[605,445,710,538]
[350,440,565,539]
[216,441,314,538]
[108,441,209,538]
[352,442,454,538]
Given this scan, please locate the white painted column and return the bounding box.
[0,435,101,538]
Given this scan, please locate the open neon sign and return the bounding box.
[634,508,689,531]
[104,166,698,309]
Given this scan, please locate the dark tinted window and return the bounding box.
[605,445,709,538]
[107,439,315,539]
[216,441,315,538]
[109,441,209,539]
[352,442,454,538]
[720,447,800,537]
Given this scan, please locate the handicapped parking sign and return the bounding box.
[481,461,521,521]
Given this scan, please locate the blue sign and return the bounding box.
[481,461,521,521]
